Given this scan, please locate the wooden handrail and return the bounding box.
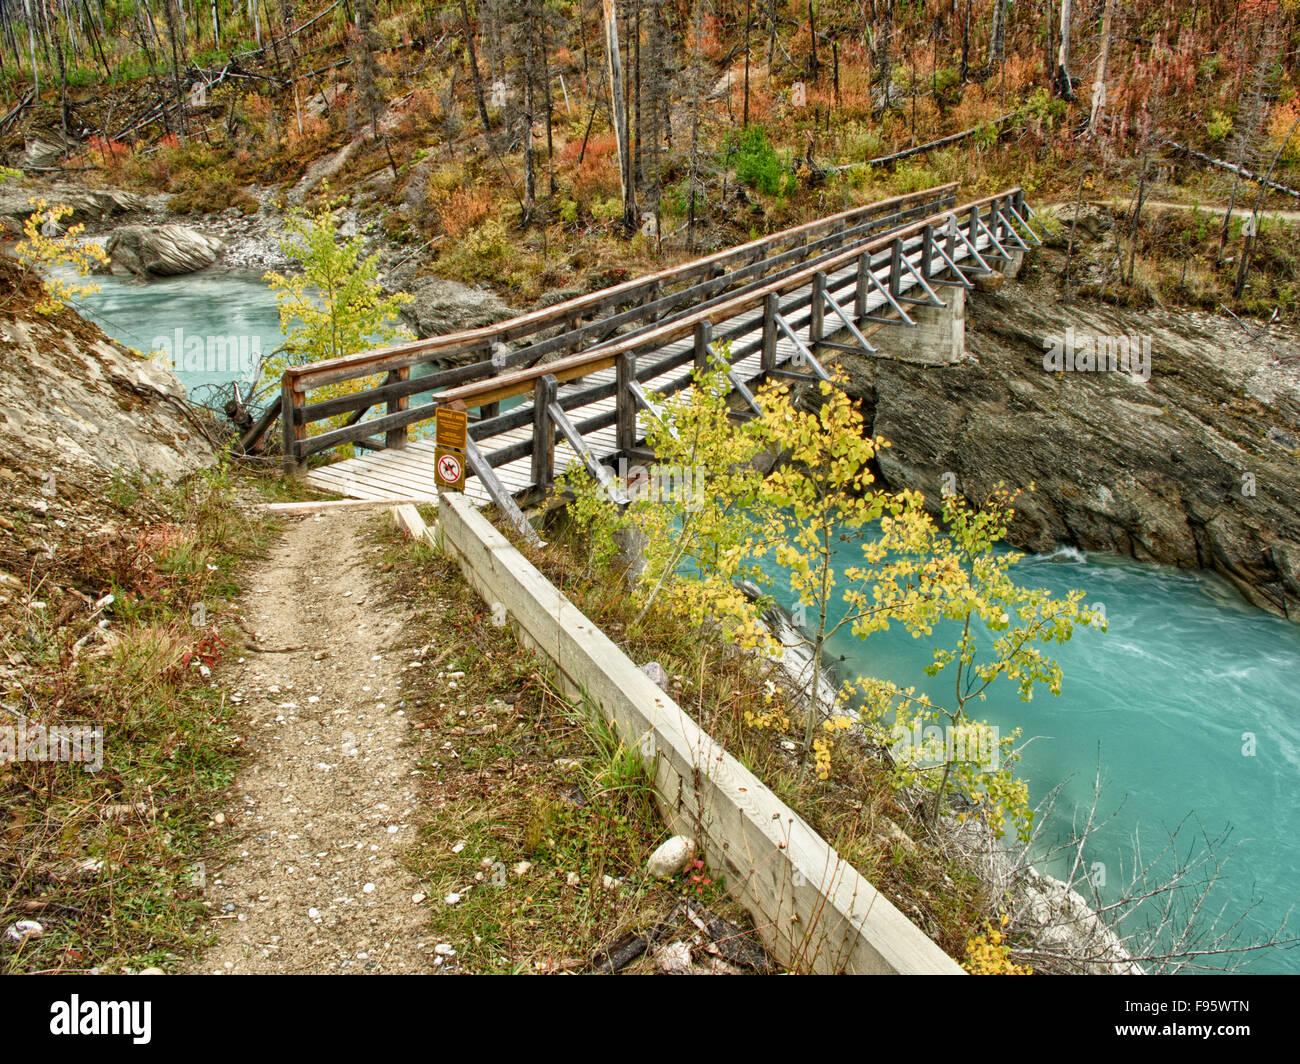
[433,189,1021,409]
[288,194,949,424]
[282,183,959,387]
[280,186,1028,469]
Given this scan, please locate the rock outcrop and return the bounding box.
[16,133,72,170]
[399,276,517,365]
[828,250,1300,619]
[0,257,214,486]
[0,184,145,231]
[104,224,225,277]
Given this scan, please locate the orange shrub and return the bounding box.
[85,136,131,162]
[430,184,494,238]
[745,88,776,124]
[952,84,1000,130]
[566,132,620,204]
[1269,97,1300,162]
[999,53,1042,95]
[834,60,876,118]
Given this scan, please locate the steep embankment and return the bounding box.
[0,256,215,575]
[832,247,1300,618]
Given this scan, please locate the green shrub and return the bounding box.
[728,126,788,196]
[437,217,514,282]
[843,123,886,163]
[1019,87,1068,129]
[591,197,623,222]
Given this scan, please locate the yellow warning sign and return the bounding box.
[435,407,468,451]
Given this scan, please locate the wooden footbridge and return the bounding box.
[245,183,1040,525]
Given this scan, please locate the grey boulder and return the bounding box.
[105,224,225,277]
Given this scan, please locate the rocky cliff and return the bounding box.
[830,249,1300,619]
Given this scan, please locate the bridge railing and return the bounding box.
[430,187,1034,497]
[267,183,962,469]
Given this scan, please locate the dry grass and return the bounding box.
[0,464,275,974]
[370,520,773,974]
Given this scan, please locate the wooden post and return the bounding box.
[693,319,713,377]
[531,374,557,491]
[385,366,409,450]
[761,292,779,373]
[921,225,934,281]
[615,351,637,454]
[855,251,869,318]
[889,238,903,297]
[809,271,826,346]
[483,341,503,421]
[281,376,306,477]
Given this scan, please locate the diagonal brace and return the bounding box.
[1006,201,1043,246]
[861,267,917,326]
[975,214,1013,261]
[775,312,836,381]
[894,253,946,307]
[548,401,629,505]
[465,437,544,547]
[821,293,878,354]
[930,239,974,288]
[949,219,994,273]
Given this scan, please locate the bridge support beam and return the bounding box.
[871,285,965,366]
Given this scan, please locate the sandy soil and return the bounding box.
[190,508,436,974]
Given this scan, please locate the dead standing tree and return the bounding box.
[1086,0,1114,137]
[603,0,637,234]
[351,0,385,139]
[1218,11,1279,264]
[1107,30,1195,286]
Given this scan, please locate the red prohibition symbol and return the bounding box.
[438,453,462,483]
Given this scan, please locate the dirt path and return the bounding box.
[1045,197,1300,223]
[191,507,435,974]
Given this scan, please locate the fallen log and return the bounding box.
[1162,138,1300,199]
[828,113,1014,172]
[0,89,36,137]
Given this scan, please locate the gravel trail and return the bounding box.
[191,508,433,974]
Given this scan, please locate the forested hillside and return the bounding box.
[4,1,1300,307]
